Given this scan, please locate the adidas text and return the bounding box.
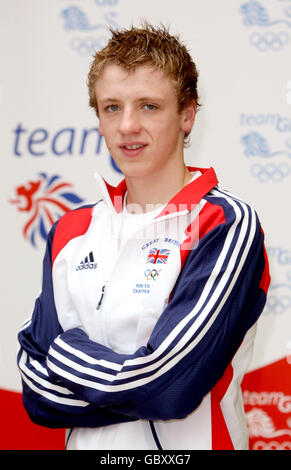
[76,262,97,271]
[76,251,97,271]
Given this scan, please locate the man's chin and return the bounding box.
[116,161,152,179]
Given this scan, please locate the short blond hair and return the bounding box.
[88,23,200,125]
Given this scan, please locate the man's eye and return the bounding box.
[143,104,157,111]
[106,104,119,112]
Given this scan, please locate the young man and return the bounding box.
[17,24,270,450]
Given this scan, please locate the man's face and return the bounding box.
[96,64,195,179]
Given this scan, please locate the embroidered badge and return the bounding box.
[144,268,161,281]
[146,248,170,264]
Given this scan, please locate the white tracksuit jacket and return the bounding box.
[17,166,270,450]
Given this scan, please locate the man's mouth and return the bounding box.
[119,143,147,156]
[123,144,144,150]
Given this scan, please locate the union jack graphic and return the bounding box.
[147,248,170,264]
[9,172,84,248]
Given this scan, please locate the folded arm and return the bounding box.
[17,224,136,429]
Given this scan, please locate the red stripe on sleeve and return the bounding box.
[259,241,271,294]
[211,364,234,450]
[198,200,226,240]
[52,207,93,265]
[179,201,226,270]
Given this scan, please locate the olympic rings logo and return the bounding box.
[251,163,290,182]
[144,268,161,281]
[249,31,289,51]
[252,440,291,450]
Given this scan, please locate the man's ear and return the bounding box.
[180,101,196,134]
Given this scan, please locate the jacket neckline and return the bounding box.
[95,166,218,216]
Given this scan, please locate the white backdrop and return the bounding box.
[1,0,290,450]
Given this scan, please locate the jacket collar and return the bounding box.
[95,166,218,216]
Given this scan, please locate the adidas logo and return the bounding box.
[76,251,97,271]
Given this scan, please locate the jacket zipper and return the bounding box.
[95,211,121,316]
[96,282,107,310]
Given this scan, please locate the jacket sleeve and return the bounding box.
[17,223,137,429]
[46,196,270,420]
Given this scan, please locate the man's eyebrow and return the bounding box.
[98,98,119,104]
[136,96,165,102]
[99,96,165,104]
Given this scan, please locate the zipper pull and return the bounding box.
[96,283,107,310]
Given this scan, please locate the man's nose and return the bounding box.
[119,108,141,135]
